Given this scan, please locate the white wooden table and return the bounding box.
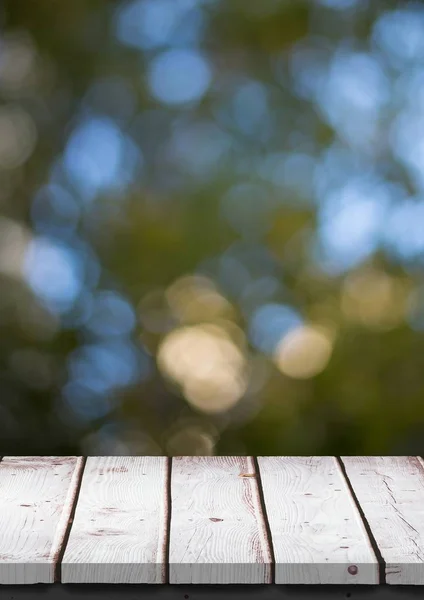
[1,457,424,587]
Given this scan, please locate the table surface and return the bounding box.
[0,456,423,586]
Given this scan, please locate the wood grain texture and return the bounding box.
[61,456,169,583]
[341,456,424,585]
[0,456,83,584]
[169,456,272,584]
[257,457,379,584]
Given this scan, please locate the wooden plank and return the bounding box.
[341,456,424,585]
[0,456,83,584]
[169,456,272,584]
[61,456,169,583]
[257,457,379,584]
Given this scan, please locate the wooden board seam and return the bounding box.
[54,457,86,582]
[337,457,385,584]
[164,456,172,584]
[252,456,276,584]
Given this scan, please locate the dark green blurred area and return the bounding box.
[1,0,424,456]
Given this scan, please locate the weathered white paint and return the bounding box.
[342,456,424,585]
[0,456,83,584]
[4,455,424,586]
[169,456,273,584]
[258,456,379,584]
[61,456,169,583]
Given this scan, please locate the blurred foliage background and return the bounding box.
[1,0,424,456]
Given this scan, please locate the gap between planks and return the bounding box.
[337,457,386,585]
[54,457,87,583]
